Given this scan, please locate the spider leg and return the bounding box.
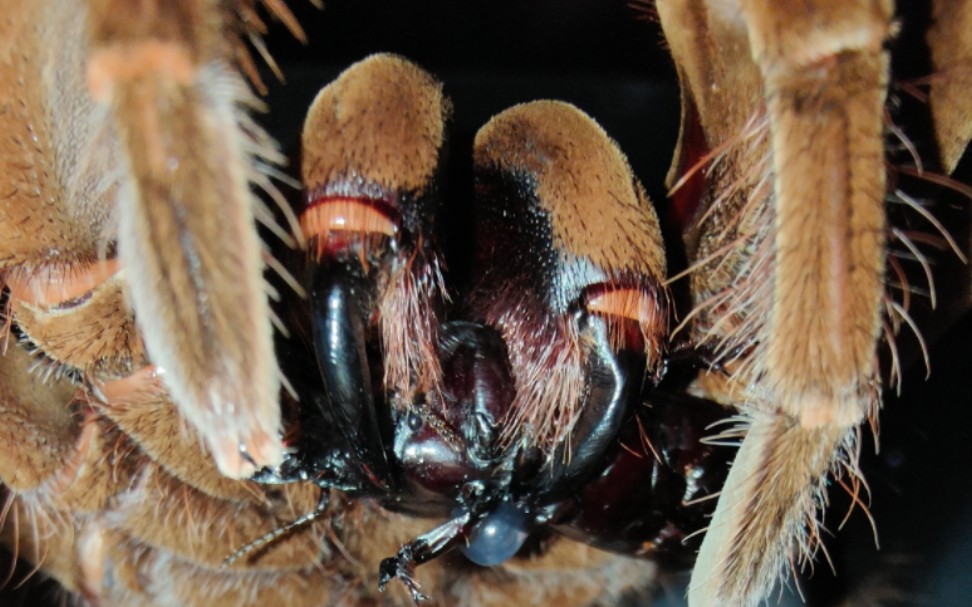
[378,511,473,603]
[223,491,331,567]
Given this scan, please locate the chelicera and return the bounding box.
[229,53,731,602]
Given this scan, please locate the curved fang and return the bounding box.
[310,260,392,489]
[531,323,641,501]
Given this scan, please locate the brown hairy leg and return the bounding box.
[656,0,971,604]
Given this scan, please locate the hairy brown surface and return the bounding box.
[0,33,660,605]
[689,414,848,605]
[87,0,286,479]
[658,0,898,605]
[760,27,890,428]
[471,100,668,450]
[0,0,117,266]
[928,0,972,173]
[302,54,448,197]
[0,344,79,492]
[12,275,145,375]
[474,100,666,281]
[5,2,963,606]
[301,53,449,403]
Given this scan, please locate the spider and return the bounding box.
[0,2,968,606]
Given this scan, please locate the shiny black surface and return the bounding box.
[270,307,732,601]
[550,392,731,568]
[310,260,393,489]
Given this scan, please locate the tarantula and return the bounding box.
[0,2,968,606]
